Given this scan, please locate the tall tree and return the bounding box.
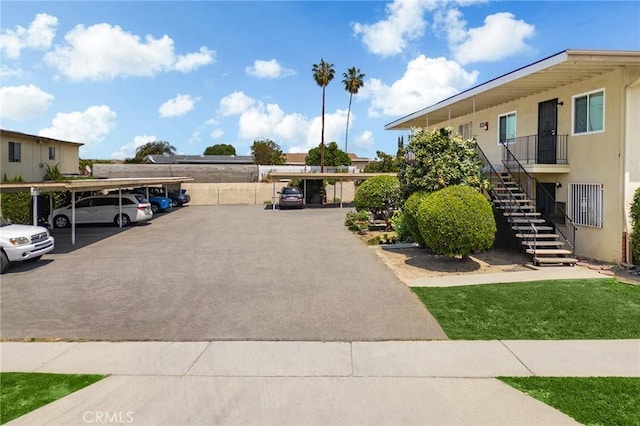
[204,144,236,155]
[305,141,351,167]
[135,141,176,162]
[251,139,285,165]
[341,67,365,153]
[312,58,335,172]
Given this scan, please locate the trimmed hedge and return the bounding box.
[353,175,401,228]
[417,185,496,258]
[403,191,429,247]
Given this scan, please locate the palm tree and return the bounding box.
[342,67,365,153]
[312,58,335,173]
[135,140,177,162]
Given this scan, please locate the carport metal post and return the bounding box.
[340,180,343,208]
[271,181,276,210]
[30,187,39,226]
[118,188,123,228]
[71,191,76,245]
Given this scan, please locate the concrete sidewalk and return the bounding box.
[2,340,639,425]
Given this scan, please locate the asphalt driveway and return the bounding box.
[0,206,446,341]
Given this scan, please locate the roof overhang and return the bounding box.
[1,129,85,146]
[385,49,640,130]
[0,177,193,194]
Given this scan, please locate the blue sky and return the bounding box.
[1,1,639,160]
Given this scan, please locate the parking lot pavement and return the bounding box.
[0,206,446,341]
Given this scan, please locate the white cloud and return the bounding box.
[441,11,535,64]
[354,130,375,150]
[43,23,214,80]
[174,47,216,72]
[0,65,24,80]
[219,91,348,153]
[359,55,478,117]
[110,135,156,160]
[219,91,256,116]
[0,84,54,120]
[0,13,58,59]
[210,129,224,139]
[352,0,433,57]
[245,59,295,79]
[39,105,117,154]
[159,94,198,118]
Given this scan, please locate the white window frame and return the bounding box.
[572,88,605,136]
[458,122,472,140]
[569,183,603,228]
[497,111,517,145]
[8,141,21,163]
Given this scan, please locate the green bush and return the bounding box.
[417,185,496,258]
[345,210,370,234]
[353,175,401,228]
[1,192,32,224]
[631,187,640,264]
[403,191,430,246]
[390,210,411,242]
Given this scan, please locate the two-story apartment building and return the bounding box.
[1,129,83,182]
[386,50,640,265]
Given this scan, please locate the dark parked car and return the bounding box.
[148,187,190,207]
[278,187,304,209]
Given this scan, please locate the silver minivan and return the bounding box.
[50,194,153,228]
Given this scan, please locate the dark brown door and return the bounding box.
[538,99,558,164]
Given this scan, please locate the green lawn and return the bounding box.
[413,279,640,339]
[0,372,105,424]
[500,377,640,426]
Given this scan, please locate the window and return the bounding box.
[570,183,603,228]
[458,122,472,140]
[573,89,604,134]
[498,112,516,144]
[48,147,56,160]
[8,142,21,162]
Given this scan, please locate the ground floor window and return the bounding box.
[458,122,472,140]
[49,146,56,160]
[8,142,21,162]
[570,183,603,227]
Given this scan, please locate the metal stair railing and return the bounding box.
[475,143,540,253]
[500,141,576,250]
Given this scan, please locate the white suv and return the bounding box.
[50,194,153,228]
[1,216,55,274]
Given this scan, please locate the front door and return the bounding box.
[538,99,558,164]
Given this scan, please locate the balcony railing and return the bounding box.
[501,134,568,166]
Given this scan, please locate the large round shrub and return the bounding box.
[403,191,429,246]
[354,175,401,227]
[417,185,496,258]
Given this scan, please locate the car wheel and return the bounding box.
[53,215,70,228]
[114,214,131,227]
[171,199,179,207]
[151,203,160,214]
[0,251,9,274]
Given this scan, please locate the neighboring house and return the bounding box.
[386,49,640,265]
[1,129,83,182]
[284,152,373,171]
[145,154,254,164]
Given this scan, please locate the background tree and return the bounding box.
[398,127,488,197]
[305,141,351,167]
[134,141,176,162]
[342,67,365,153]
[251,139,285,165]
[204,144,236,155]
[363,150,399,173]
[353,175,401,229]
[312,58,335,172]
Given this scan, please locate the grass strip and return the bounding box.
[413,279,640,339]
[500,377,640,426]
[0,372,105,424]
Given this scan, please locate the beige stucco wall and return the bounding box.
[420,66,640,263]
[183,182,356,206]
[1,132,80,182]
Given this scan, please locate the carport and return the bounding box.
[0,177,192,244]
[268,172,397,209]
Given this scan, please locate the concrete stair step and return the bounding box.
[504,212,541,217]
[508,218,546,224]
[522,241,564,247]
[534,257,578,265]
[493,199,533,204]
[516,233,560,239]
[513,225,554,232]
[526,248,573,256]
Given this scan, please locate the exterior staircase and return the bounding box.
[491,172,577,266]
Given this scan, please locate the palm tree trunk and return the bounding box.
[345,94,353,153]
[321,86,326,173]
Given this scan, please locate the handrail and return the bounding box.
[475,143,540,250]
[500,141,576,250]
[501,134,568,165]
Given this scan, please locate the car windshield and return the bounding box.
[134,195,148,203]
[282,187,301,195]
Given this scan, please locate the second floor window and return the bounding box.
[573,89,604,134]
[498,112,516,144]
[49,147,56,160]
[8,142,21,162]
